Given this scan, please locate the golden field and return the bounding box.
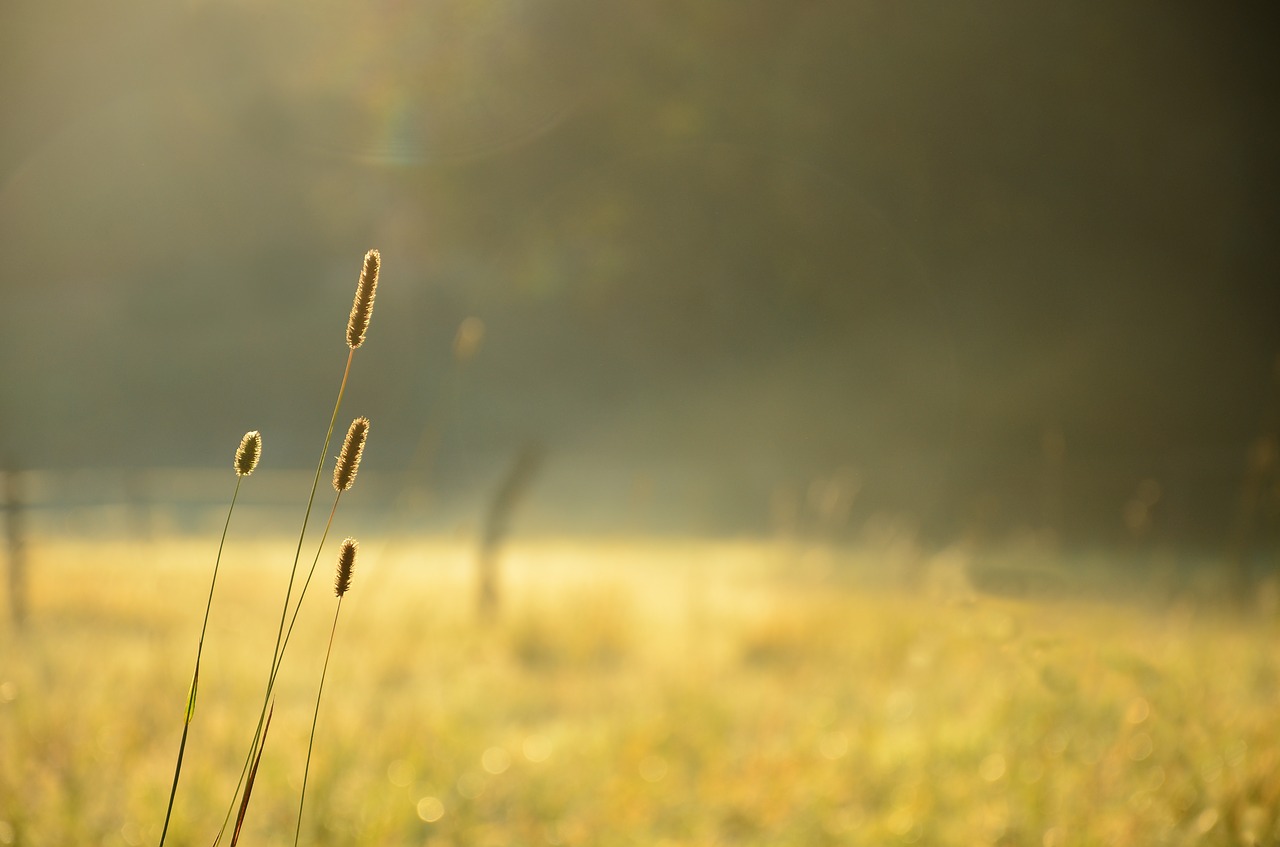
[1,537,1277,846]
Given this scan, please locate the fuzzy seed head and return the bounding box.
[235,431,262,477]
[335,537,357,597]
[333,416,369,492]
[347,249,380,349]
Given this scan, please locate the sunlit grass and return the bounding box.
[1,536,1277,846]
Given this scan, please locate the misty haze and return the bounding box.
[1,2,1277,845]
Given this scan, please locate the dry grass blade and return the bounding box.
[230,702,274,847]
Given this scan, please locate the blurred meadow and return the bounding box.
[2,1,1280,845]
[3,536,1279,845]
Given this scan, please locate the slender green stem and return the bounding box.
[213,349,354,847]
[159,475,242,847]
[294,597,343,847]
[271,349,353,679]
[229,701,274,847]
[278,494,342,674]
[242,490,341,771]
[212,493,341,847]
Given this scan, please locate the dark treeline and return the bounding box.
[0,2,1276,552]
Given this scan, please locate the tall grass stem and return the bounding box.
[293,596,345,847]
[213,350,353,846]
[229,701,274,847]
[158,469,245,847]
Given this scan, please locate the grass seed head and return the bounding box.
[333,417,369,492]
[235,431,262,477]
[335,538,357,597]
[347,249,380,349]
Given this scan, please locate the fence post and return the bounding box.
[3,461,27,630]
[477,443,543,621]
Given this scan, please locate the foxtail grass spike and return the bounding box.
[333,417,369,492]
[335,538,357,597]
[234,431,261,477]
[347,249,380,349]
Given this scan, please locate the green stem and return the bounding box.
[213,349,354,847]
[236,497,344,845]
[294,597,343,847]
[213,492,341,847]
[159,475,242,847]
[276,494,342,678]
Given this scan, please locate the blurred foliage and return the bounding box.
[0,2,1277,546]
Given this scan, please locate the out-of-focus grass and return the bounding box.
[1,537,1277,846]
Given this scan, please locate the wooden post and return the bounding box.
[477,443,543,621]
[3,462,27,630]
[1225,436,1276,607]
[1225,355,1280,608]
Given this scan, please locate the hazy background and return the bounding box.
[1,0,1277,552]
